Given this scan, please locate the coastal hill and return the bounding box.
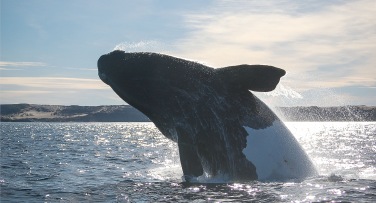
[0,104,149,122]
[1,104,375,122]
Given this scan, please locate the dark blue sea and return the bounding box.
[1,122,375,202]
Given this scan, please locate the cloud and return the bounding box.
[0,77,109,90]
[63,67,97,71]
[175,0,376,91]
[0,61,47,67]
[0,89,123,106]
[0,77,122,105]
[0,67,23,71]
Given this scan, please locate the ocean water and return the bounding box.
[1,122,375,202]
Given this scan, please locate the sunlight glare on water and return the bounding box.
[286,122,376,180]
[1,122,375,202]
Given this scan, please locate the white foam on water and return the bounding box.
[147,165,183,181]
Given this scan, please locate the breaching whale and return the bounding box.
[97,50,317,182]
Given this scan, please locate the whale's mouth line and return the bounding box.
[98,71,153,85]
[99,73,129,102]
[99,70,156,88]
[97,71,137,103]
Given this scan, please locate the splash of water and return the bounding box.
[114,41,165,53]
[265,84,303,99]
[254,84,304,117]
[258,83,368,121]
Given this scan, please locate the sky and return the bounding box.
[1,0,375,107]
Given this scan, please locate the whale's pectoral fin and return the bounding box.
[178,141,204,181]
[216,65,286,92]
[176,128,203,181]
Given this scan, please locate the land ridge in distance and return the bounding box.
[1,104,375,122]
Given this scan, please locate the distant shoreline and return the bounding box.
[1,104,375,122]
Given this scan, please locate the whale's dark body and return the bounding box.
[98,50,316,182]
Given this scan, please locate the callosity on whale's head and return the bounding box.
[98,50,317,182]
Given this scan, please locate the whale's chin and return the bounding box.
[98,72,109,85]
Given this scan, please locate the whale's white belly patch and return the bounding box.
[242,121,317,181]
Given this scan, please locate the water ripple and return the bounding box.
[1,122,375,202]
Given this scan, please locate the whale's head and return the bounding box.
[98,51,159,113]
[97,50,155,86]
[97,50,124,85]
[97,50,214,119]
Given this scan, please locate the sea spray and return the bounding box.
[113,41,172,54]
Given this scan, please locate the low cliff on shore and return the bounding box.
[1,104,375,122]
